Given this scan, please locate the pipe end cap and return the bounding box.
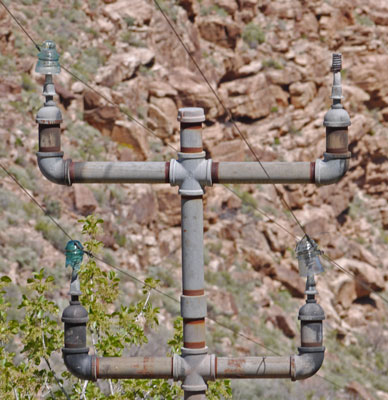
[178,107,205,123]
[323,107,350,128]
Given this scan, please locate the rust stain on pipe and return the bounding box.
[211,162,219,183]
[184,341,206,349]
[181,146,203,153]
[183,289,204,296]
[184,319,204,325]
[165,161,170,183]
[310,162,315,183]
[69,161,75,183]
[181,123,202,130]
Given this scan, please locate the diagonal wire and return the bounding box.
[3,0,374,308]
[0,0,41,51]
[0,160,283,357]
[0,163,343,390]
[0,0,177,154]
[0,162,73,241]
[153,0,308,237]
[151,0,388,310]
[60,64,178,153]
[4,0,384,309]
[223,183,388,306]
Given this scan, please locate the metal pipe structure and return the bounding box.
[178,109,208,400]
[212,161,313,184]
[34,44,350,398]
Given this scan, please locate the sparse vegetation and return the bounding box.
[242,22,265,48]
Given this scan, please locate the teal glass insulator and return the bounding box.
[36,40,61,75]
[65,240,84,273]
[296,235,324,277]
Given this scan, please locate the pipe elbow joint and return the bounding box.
[63,349,97,381]
[37,152,72,186]
[314,158,349,185]
[292,349,324,381]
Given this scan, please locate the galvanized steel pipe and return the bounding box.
[70,161,168,184]
[213,161,314,184]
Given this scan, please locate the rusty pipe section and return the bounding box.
[97,357,173,379]
[62,294,173,380]
[216,356,291,379]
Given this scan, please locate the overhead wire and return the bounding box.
[153,0,308,237]
[0,0,177,154]
[152,0,388,308]
[0,159,284,358]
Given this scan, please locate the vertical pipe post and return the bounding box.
[178,108,208,400]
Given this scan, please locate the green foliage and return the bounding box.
[1,215,232,398]
[262,58,283,70]
[242,23,265,48]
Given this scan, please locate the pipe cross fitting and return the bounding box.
[173,353,216,391]
[169,157,212,196]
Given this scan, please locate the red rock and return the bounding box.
[74,186,98,216]
[268,305,297,338]
[198,16,241,49]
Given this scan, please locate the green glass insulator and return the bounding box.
[36,40,61,75]
[65,240,84,273]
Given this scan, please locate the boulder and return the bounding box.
[209,139,245,161]
[272,264,305,298]
[111,120,149,160]
[220,74,277,120]
[155,187,181,226]
[197,16,241,49]
[267,305,297,338]
[148,96,178,138]
[74,186,98,216]
[103,0,153,25]
[289,81,317,109]
[95,49,155,87]
[346,382,375,400]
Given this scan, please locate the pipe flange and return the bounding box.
[62,347,89,355]
[323,151,351,160]
[182,383,208,392]
[181,346,208,356]
[36,151,64,158]
[298,346,325,354]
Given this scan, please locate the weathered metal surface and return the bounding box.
[215,161,312,184]
[216,356,291,379]
[97,357,173,379]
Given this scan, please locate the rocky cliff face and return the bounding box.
[1,0,388,398]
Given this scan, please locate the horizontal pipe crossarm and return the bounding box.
[216,356,291,379]
[213,162,314,184]
[37,152,169,185]
[71,161,168,184]
[97,356,173,379]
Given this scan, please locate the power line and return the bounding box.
[0,0,40,51]
[60,64,178,153]
[0,161,283,358]
[223,183,388,306]
[153,0,308,238]
[0,0,177,154]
